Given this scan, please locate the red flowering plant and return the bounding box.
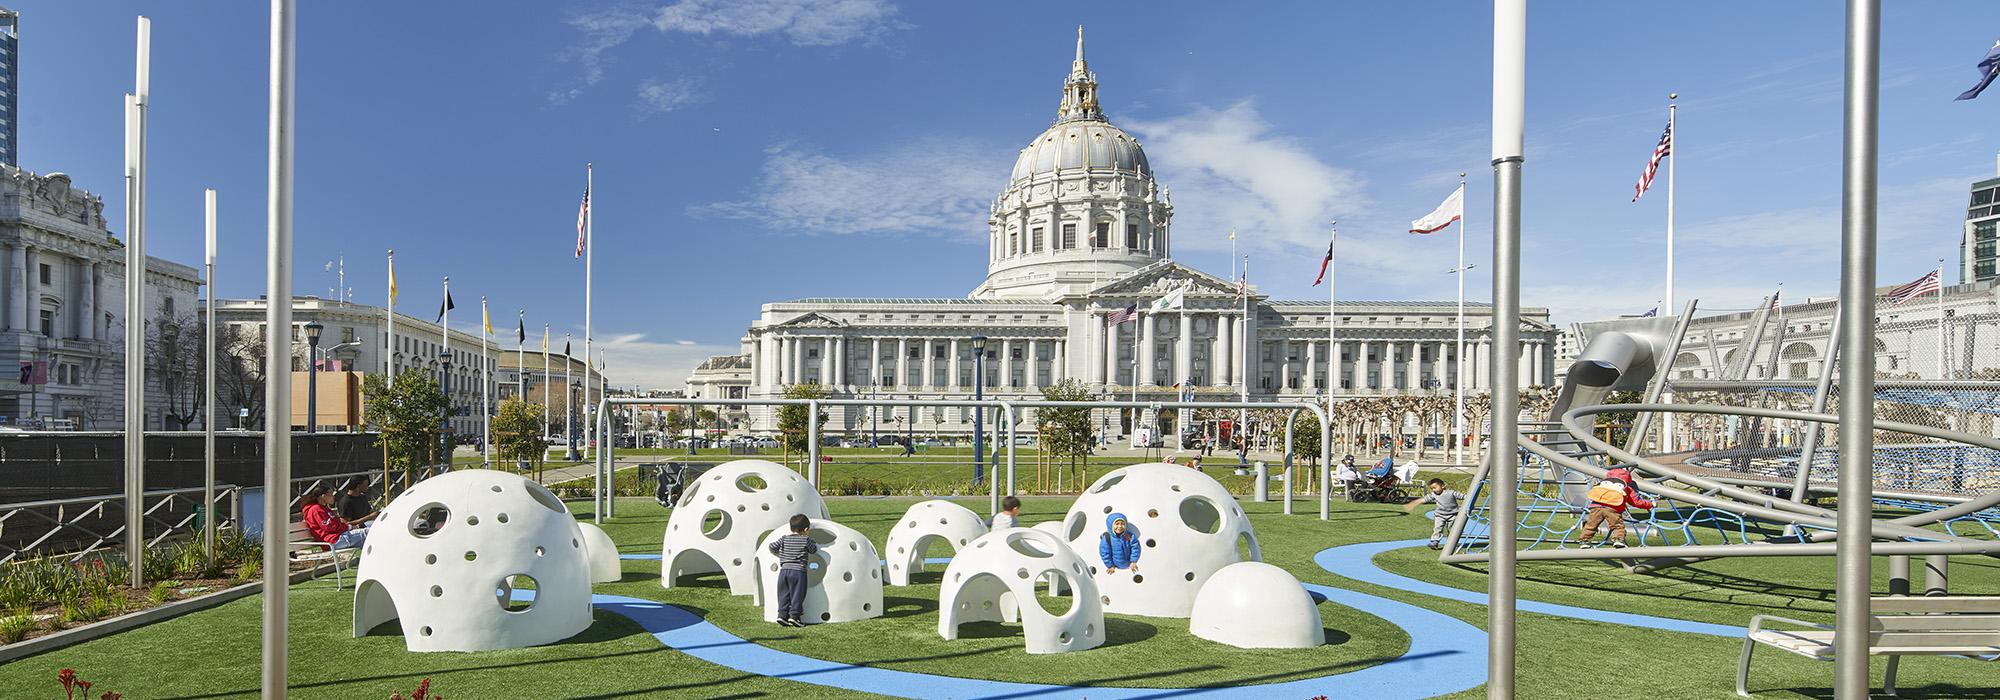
[389,677,442,700]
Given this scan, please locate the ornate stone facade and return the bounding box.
[690,31,1557,436]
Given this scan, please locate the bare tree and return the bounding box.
[215,324,268,429]
[146,302,206,429]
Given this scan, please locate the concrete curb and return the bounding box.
[0,562,338,664]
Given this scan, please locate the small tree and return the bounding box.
[777,383,829,461]
[363,371,448,487]
[1037,379,1094,490]
[147,301,207,429]
[493,398,548,480]
[216,324,268,429]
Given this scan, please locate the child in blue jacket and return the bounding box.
[1099,512,1142,573]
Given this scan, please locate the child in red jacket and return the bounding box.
[1576,467,1654,549]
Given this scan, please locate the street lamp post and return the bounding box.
[440,350,453,461]
[304,320,322,433]
[970,336,986,487]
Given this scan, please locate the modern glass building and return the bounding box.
[0,8,15,167]
[1964,169,2000,284]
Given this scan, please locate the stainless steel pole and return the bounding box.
[1791,311,1842,502]
[203,188,217,565]
[1488,0,1525,694]
[1835,1,1880,695]
[262,1,296,696]
[123,15,151,592]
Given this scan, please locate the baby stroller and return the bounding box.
[654,462,706,508]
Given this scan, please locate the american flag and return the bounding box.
[1632,120,1672,202]
[1886,269,1942,305]
[575,184,591,258]
[1105,304,1138,325]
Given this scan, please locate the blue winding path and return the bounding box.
[603,550,1487,698]
[1315,539,1744,638]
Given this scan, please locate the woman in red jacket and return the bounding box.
[302,485,369,549]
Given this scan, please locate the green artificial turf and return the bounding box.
[2,490,1995,699]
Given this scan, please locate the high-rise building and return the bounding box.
[0,7,17,167]
[1962,154,2000,284]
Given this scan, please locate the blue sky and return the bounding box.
[11,1,2000,388]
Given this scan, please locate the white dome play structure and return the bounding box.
[1188,562,1324,648]
[661,460,828,596]
[1059,462,1261,617]
[884,500,988,586]
[351,469,593,652]
[576,522,622,583]
[938,527,1103,654]
[1031,520,1071,594]
[753,518,884,624]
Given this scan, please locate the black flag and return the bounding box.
[517,318,526,344]
[563,340,571,357]
[436,290,455,322]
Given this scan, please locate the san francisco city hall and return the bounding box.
[688,32,1558,436]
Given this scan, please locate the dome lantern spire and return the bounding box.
[1055,26,1103,124]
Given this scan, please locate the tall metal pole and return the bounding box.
[542,324,550,438]
[1322,221,1336,522]
[261,1,297,695]
[1834,0,1880,695]
[123,15,151,592]
[385,249,394,375]
[441,276,450,459]
[1936,258,1947,379]
[973,339,985,496]
[1455,171,1468,467]
[564,333,574,460]
[480,297,491,465]
[1662,93,1678,453]
[203,188,217,564]
[1239,255,1249,437]
[583,163,593,465]
[1488,0,1525,694]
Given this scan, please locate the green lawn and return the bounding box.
[4,490,1996,699]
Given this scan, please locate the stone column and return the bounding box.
[921,338,936,390]
[1378,339,1394,392]
[1405,341,1420,391]
[1431,341,1446,391]
[21,246,36,333]
[817,338,831,384]
[77,262,93,340]
[1350,341,1366,392]
[1140,313,1157,386]
[1000,338,1014,389]
[8,244,24,331]
[1104,315,1121,385]
[760,334,777,388]
[948,338,962,390]
[1304,340,1318,391]
[1213,313,1231,385]
[870,338,881,388]
[895,338,908,389]
[1240,310,1259,391]
[1027,338,1040,389]
[1052,339,1064,382]
[1175,311,1193,385]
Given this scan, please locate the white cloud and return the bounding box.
[653,0,906,46]
[635,77,706,116]
[552,0,906,105]
[1123,102,1367,253]
[595,333,740,391]
[693,140,1007,237]
[1675,176,1969,259]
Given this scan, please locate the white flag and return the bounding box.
[1409,184,1465,234]
[1149,281,1189,314]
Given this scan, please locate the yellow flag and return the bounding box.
[482,298,492,336]
[388,256,398,304]
[542,325,549,352]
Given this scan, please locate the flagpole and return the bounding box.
[1455,172,1468,468]
[542,324,551,439]
[481,297,492,466]
[517,310,526,404]
[385,250,395,375]
[1938,258,1948,379]
[1324,221,1336,522]
[442,276,450,458]
[564,332,573,460]
[584,162,597,519]
[1239,255,1248,437]
[1662,93,1678,453]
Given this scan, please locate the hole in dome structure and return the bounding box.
[533,547,544,557]
[1036,571,1079,617]
[736,505,746,513]
[495,574,538,613]
[1016,568,1031,579]
[1065,512,1086,541]
[786,494,796,502]
[769,563,779,573]
[939,517,949,525]
[1235,531,1261,561]
[863,603,871,612]
[430,585,443,598]
[848,541,859,551]
[1085,623,1096,638]
[464,551,477,562]
[572,539,580,549]
[420,626,433,637]
[843,572,854,582]
[870,569,878,580]
[981,601,993,611]
[1179,496,1223,534]
[526,482,566,513]
[1089,472,1126,493]
[1100,595,1111,606]
[425,554,437,565]
[733,558,743,566]
[1005,532,1057,558]
[677,481,703,509]
[365,545,372,555]
[806,527,838,546]
[466,515,480,526]
[1090,565,1099,575]
[906,520,917,529]
[496,513,509,524]
[1184,571,1196,581]
[1145,538,1157,548]
[1146,509,1159,519]
[409,503,451,539]
[1059,631,1072,646]
[1101,506,1112,515]
[1169,484,1183,492]
[736,474,769,492]
[701,510,733,541]
[760,504,771,511]
[706,494,716,503]
[1132,574,1144,584]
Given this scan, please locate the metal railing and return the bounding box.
[0,463,449,565]
[594,397,1334,520]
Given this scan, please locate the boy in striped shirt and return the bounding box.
[767,514,820,627]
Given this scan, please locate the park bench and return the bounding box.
[287,521,362,591]
[1736,595,2000,697]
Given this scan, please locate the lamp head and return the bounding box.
[970,335,988,353]
[303,320,323,347]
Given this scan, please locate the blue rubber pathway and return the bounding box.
[604,551,1487,698]
[1316,539,1744,637]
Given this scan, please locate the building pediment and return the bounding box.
[774,312,847,329]
[1082,260,1245,299]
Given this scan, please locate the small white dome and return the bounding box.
[885,500,989,586]
[1189,562,1324,649]
[753,518,884,624]
[1058,462,1261,618]
[662,460,828,596]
